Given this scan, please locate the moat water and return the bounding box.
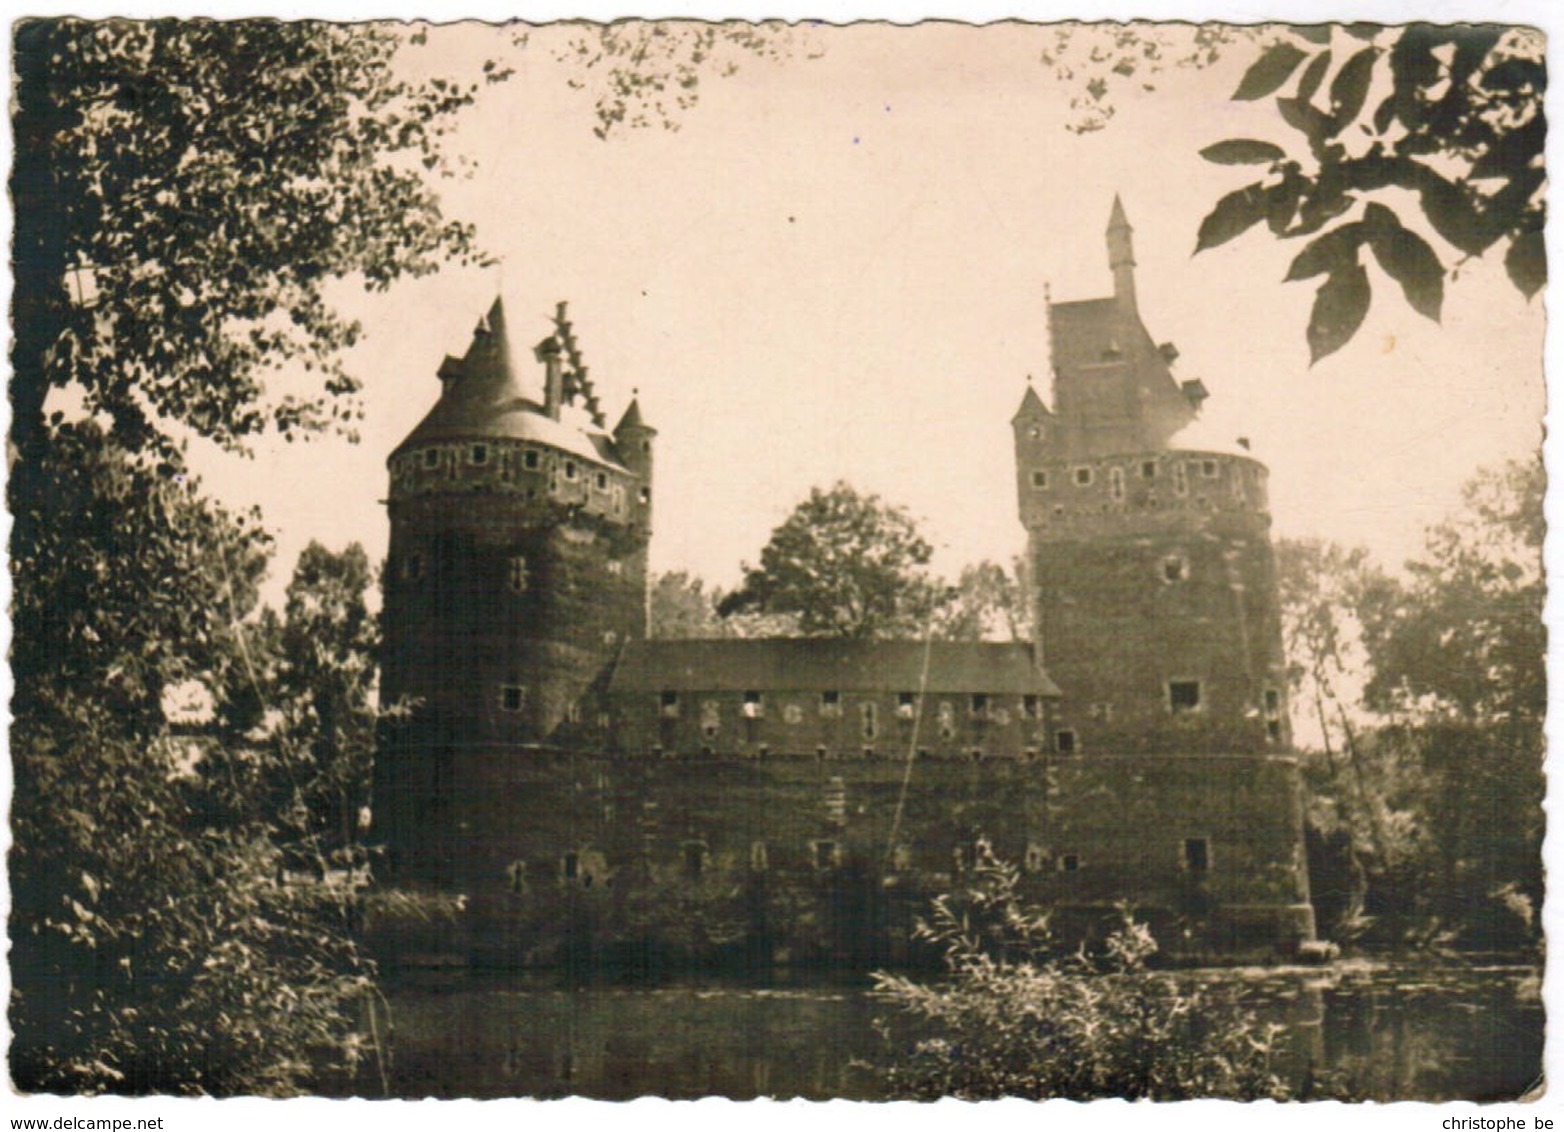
[364,961,1541,1101]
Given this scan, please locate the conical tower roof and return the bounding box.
[393,297,628,468]
[614,396,655,434]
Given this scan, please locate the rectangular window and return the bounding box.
[660,690,680,718]
[1267,719,1283,742]
[812,840,839,870]
[742,690,765,719]
[1183,838,1210,871]
[1024,842,1048,872]
[750,841,769,871]
[1168,680,1202,714]
[595,471,608,491]
[1141,460,1157,479]
[970,693,989,718]
[563,460,578,481]
[562,851,579,881]
[524,449,541,470]
[1074,466,1094,486]
[1058,854,1081,873]
[1054,728,1077,754]
[820,690,842,717]
[469,443,488,466]
[1021,694,1041,720]
[1030,470,1049,489]
[565,701,582,724]
[683,841,707,878]
[861,701,878,739]
[401,552,424,581]
[897,692,917,720]
[1109,466,1125,501]
[500,685,525,713]
[423,448,441,469]
[1201,459,1219,478]
[1264,688,1281,714]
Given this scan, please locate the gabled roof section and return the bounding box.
[609,639,1060,697]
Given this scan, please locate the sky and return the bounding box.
[182,21,1547,606]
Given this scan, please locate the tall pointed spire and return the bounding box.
[1107,195,1136,313]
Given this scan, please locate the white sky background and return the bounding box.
[182,20,1546,604]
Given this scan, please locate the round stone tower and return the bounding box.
[1013,200,1290,756]
[375,298,653,876]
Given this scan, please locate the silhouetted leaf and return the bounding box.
[1328,47,1378,133]
[1471,113,1545,180]
[1308,263,1371,364]
[1505,230,1546,299]
[1345,23,1383,41]
[1418,176,1491,255]
[1291,25,1334,45]
[1233,41,1309,101]
[1194,185,1269,253]
[1367,223,1444,321]
[1285,223,1363,282]
[1199,139,1287,165]
[1266,171,1305,234]
[1277,96,1332,148]
[1296,51,1332,103]
[1360,201,1401,234]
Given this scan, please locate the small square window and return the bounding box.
[970,693,989,717]
[423,448,441,469]
[660,690,680,718]
[1074,467,1094,487]
[1162,554,1188,583]
[1202,459,1219,478]
[896,692,917,719]
[470,443,488,465]
[1024,842,1048,872]
[1264,688,1281,714]
[401,552,424,581]
[1059,853,1081,873]
[1054,728,1077,754]
[1168,680,1202,714]
[500,684,525,713]
[812,840,840,870]
[1030,470,1049,489]
[1022,694,1041,720]
[743,691,764,719]
[820,691,842,717]
[1267,719,1283,742]
[524,449,541,470]
[1141,460,1157,479]
[1183,838,1210,871]
[639,486,651,504]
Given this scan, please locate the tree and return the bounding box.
[1358,459,1544,727]
[717,481,941,638]
[930,558,1032,643]
[1194,24,1545,362]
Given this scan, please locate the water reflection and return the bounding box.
[369,963,1540,1101]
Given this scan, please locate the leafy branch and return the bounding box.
[1194,25,1544,363]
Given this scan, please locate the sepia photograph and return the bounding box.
[7,9,1549,1112]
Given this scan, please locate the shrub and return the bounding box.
[872,851,1288,1100]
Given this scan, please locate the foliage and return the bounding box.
[930,558,1033,642]
[648,569,799,639]
[10,700,378,1096]
[1278,463,1545,951]
[557,20,813,139]
[1194,24,1545,362]
[11,19,504,465]
[1358,459,1544,726]
[873,852,1288,1100]
[717,481,942,638]
[10,420,273,735]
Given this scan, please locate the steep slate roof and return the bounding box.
[609,639,1060,697]
[392,297,629,470]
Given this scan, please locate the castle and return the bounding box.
[372,201,1317,966]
